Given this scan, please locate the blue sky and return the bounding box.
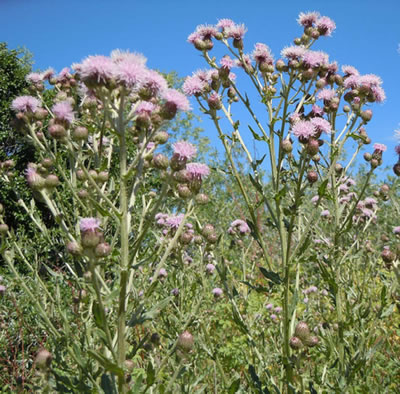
[2,0,400,169]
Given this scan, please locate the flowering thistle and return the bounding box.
[52,100,75,124]
[186,163,210,180]
[373,143,387,153]
[316,16,336,36]
[80,218,101,233]
[297,11,320,27]
[165,214,184,229]
[302,50,329,68]
[252,43,274,65]
[212,287,223,298]
[281,46,306,60]
[183,74,207,96]
[342,65,359,76]
[26,72,43,84]
[291,120,316,139]
[11,96,41,113]
[217,19,235,30]
[220,55,235,70]
[317,88,336,101]
[114,59,147,89]
[77,55,116,87]
[228,219,251,235]
[310,117,331,134]
[162,89,190,115]
[173,141,197,160]
[26,165,45,189]
[224,23,247,40]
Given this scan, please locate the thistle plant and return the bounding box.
[186,11,388,391]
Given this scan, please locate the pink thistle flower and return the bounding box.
[142,70,168,96]
[165,214,184,229]
[173,141,197,160]
[77,55,116,85]
[110,49,147,66]
[358,74,382,88]
[317,88,336,101]
[196,24,219,40]
[316,16,336,36]
[302,50,329,68]
[326,62,338,74]
[114,60,147,89]
[80,217,101,233]
[206,263,215,274]
[26,73,43,84]
[289,112,301,124]
[217,18,235,30]
[266,303,274,310]
[158,268,168,278]
[25,165,43,188]
[252,43,274,65]
[42,68,55,80]
[297,11,320,27]
[310,117,331,134]
[228,72,237,81]
[52,100,75,124]
[220,55,235,70]
[338,184,349,193]
[321,210,330,217]
[212,287,223,298]
[274,306,283,313]
[11,96,41,113]
[393,226,400,235]
[146,142,155,151]
[187,32,201,44]
[186,162,210,180]
[364,197,377,206]
[229,219,250,234]
[225,23,247,40]
[56,67,71,82]
[183,75,206,96]
[343,75,359,90]
[342,65,359,76]
[162,89,191,111]
[311,195,319,204]
[311,105,324,116]
[291,120,316,138]
[235,54,252,70]
[352,97,361,104]
[281,46,306,60]
[136,101,157,115]
[361,208,374,218]
[373,143,387,153]
[395,145,400,155]
[371,86,386,103]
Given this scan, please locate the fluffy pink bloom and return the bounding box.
[206,263,216,273]
[326,62,338,74]
[297,11,320,27]
[173,141,197,160]
[229,219,250,234]
[281,46,306,60]
[342,65,359,76]
[217,18,235,29]
[56,67,71,82]
[142,70,168,96]
[186,162,210,180]
[162,89,191,111]
[25,165,43,187]
[114,60,147,89]
[136,101,157,115]
[311,117,331,134]
[358,74,382,88]
[291,120,316,138]
[110,49,147,65]
[311,105,324,116]
[220,55,235,70]
[212,287,223,297]
[52,100,75,123]
[188,24,218,42]
[146,142,155,150]
[372,86,386,103]
[80,218,101,232]
[77,55,116,85]
[321,209,330,217]
[343,75,359,90]
[26,73,43,84]
[373,143,387,152]
[317,88,336,101]
[311,195,319,204]
[42,68,55,80]
[252,43,274,65]
[11,96,41,113]
[303,50,329,68]
[225,23,247,40]
[393,226,400,235]
[316,16,336,36]
[236,54,252,69]
[183,75,206,96]
[165,213,184,229]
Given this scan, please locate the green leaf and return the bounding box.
[146,360,155,386]
[259,267,282,285]
[228,378,241,393]
[100,373,117,394]
[318,179,329,198]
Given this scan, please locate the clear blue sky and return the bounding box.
[2,0,400,168]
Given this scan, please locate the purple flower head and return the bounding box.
[311,195,319,204]
[321,210,330,217]
[281,46,306,60]
[110,49,147,66]
[372,86,386,103]
[171,288,179,296]
[183,74,207,96]
[343,75,359,90]
[158,268,168,278]
[11,96,41,113]
[236,55,252,70]
[316,16,336,36]
[373,143,387,153]
[220,55,235,70]
[229,219,250,234]
[252,43,274,65]
[142,70,168,96]
[270,314,278,320]
[342,65,359,76]
[56,67,71,82]
[136,101,157,116]
[206,263,216,274]
[317,88,336,101]
[303,50,329,68]
[186,163,210,180]
[326,62,338,74]
[42,68,55,80]
[266,303,274,310]
[358,74,382,88]
[77,55,116,85]
[80,217,101,233]
[393,226,400,235]
[52,100,75,124]
[311,117,331,134]
[338,184,349,193]
[196,24,219,40]
[26,73,43,84]
[162,89,191,111]
[217,18,235,30]
[173,141,197,160]
[297,11,320,27]
[165,214,184,229]
[274,306,283,314]
[291,120,316,138]
[225,23,247,40]
[114,59,147,89]
[146,142,155,151]
[212,287,223,298]
[312,105,324,116]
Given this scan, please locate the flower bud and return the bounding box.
[72,126,88,141]
[97,171,109,183]
[81,230,101,248]
[177,331,194,352]
[306,139,319,156]
[381,248,395,263]
[343,105,351,113]
[67,241,83,256]
[370,159,379,168]
[0,223,9,234]
[393,162,400,176]
[0,203,3,214]
[361,109,373,122]
[170,154,187,171]
[78,189,89,199]
[194,235,203,245]
[34,108,48,120]
[307,171,318,184]
[35,349,52,369]
[45,174,60,188]
[281,138,293,154]
[334,163,343,174]
[304,336,319,347]
[152,154,169,170]
[289,336,303,350]
[41,158,53,168]
[177,184,192,199]
[195,193,209,204]
[275,59,287,72]
[95,242,111,258]
[49,123,67,139]
[207,93,222,110]
[363,152,372,162]
[380,184,390,195]
[180,232,193,244]
[295,321,310,341]
[154,131,169,144]
[202,224,215,237]
[206,233,218,244]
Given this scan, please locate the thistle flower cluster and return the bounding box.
[227,219,250,236]
[290,321,319,350]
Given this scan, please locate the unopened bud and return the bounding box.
[152,154,169,170]
[289,336,303,350]
[177,184,192,199]
[49,124,67,139]
[295,321,310,341]
[304,336,319,347]
[306,139,319,156]
[177,331,194,352]
[67,241,83,256]
[381,248,395,263]
[307,171,318,184]
[281,138,293,154]
[361,109,373,122]
[154,131,169,144]
[45,174,60,188]
[363,152,372,162]
[0,224,9,234]
[393,162,400,176]
[72,126,88,141]
[95,242,111,258]
[195,193,209,204]
[202,224,215,237]
[35,349,52,369]
[97,171,109,183]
